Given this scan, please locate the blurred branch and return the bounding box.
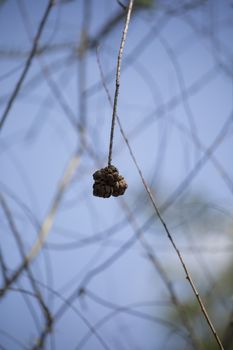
[85,15,169,98]
[0,0,147,59]
[157,33,233,195]
[116,0,127,10]
[0,153,80,299]
[0,328,28,350]
[77,0,91,135]
[223,310,233,350]
[85,0,208,98]
[17,0,81,134]
[172,118,233,194]
[0,194,53,342]
[0,247,8,284]
[76,289,189,350]
[0,0,54,132]
[122,199,203,349]
[25,274,110,350]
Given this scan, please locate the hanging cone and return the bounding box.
[93,165,127,198]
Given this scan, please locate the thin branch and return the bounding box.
[108,0,134,166]
[121,199,203,349]
[115,114,226,350]
[117,112,226,349]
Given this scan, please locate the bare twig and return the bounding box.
[116,113,225,349]
[116,114,225,349]
[123,200,203,349]
[108,0,134,166]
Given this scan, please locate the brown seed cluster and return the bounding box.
[93,165,127,198]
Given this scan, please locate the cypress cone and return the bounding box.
[93,165,127,198]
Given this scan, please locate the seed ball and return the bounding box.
[92,165,127,198]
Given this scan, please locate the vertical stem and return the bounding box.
[108,0,134,166]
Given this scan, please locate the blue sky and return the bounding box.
[0,0,233,349]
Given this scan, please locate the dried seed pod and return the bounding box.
[92,165,127,198]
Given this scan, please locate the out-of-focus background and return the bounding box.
[0,0,233,349]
